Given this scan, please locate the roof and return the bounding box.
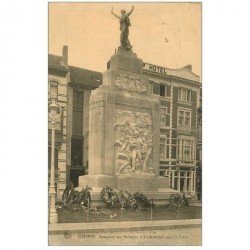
[69,66,102,87]
[142,62,200,83]
[48,54,68,70]
[48,54,102,87]
[49,53,199,88]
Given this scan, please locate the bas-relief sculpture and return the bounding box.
[116,73,147,93]
[114,109,154,175]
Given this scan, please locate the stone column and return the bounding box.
[188,173,191,192]
[179,139,182,160]
[184,171,188,192]
[190,172,193,193]
[192,140,195,161]
[172,170,175,188]
[168,171,171,188]
[177,171,180,191]
[193,171,196,193]
[193,140,197,164]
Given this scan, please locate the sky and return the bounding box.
[49,2,201,76]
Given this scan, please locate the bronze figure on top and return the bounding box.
[111,6,134,50]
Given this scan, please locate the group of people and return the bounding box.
[115,121,153,174]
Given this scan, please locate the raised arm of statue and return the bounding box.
[111,7,120,19]
[127,6,134,16]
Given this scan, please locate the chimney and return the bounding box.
[62,45,68,65]
[183,64,192,71]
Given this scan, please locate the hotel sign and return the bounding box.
[142,63,168,75]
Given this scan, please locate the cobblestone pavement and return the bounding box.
[49,226,201,246]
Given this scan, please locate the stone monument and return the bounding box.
[78,7,176,204]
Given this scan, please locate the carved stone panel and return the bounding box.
[114,109,154,175]
[116,73,147,93]
[106,93,116,104]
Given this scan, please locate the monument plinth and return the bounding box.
[78,48,176,204]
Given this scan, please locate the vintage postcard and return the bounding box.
[48,2,202,246]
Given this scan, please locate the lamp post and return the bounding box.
[48,99,61,224]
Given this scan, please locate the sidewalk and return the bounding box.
[49,219,202,234]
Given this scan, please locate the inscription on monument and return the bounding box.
[116,73,147,93]
[114,109,154,175]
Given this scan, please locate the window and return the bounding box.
[160,85,165,97]
[160,134,170,159]
[49,81,58,100]
[160,104,171,127]
[160,84,171,97]
[183,140,191,160]
[178,88,192,102]
[171,138,177,158]
[166,85,171,97]
[73,91,83,110]
[178,109,191,126]
[73,90,83,136]
[159,170,165,177]
[71,137,83,167]
[152,82,160,95]
[160,138,166,159]
[177,138,195,161]
[73,110,83,136]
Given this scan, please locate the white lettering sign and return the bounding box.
[142,63,168,75]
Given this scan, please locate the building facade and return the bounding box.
[48,46,70,198]
[48,46,201,199]
[142,63,201,197]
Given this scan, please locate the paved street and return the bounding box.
[49,226,201,246]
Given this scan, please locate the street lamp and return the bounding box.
[48,99,62,224]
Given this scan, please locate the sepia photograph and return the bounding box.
[48,2,202,246]
[3,0,250,249]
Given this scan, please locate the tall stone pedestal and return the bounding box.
[79,48,175,204]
